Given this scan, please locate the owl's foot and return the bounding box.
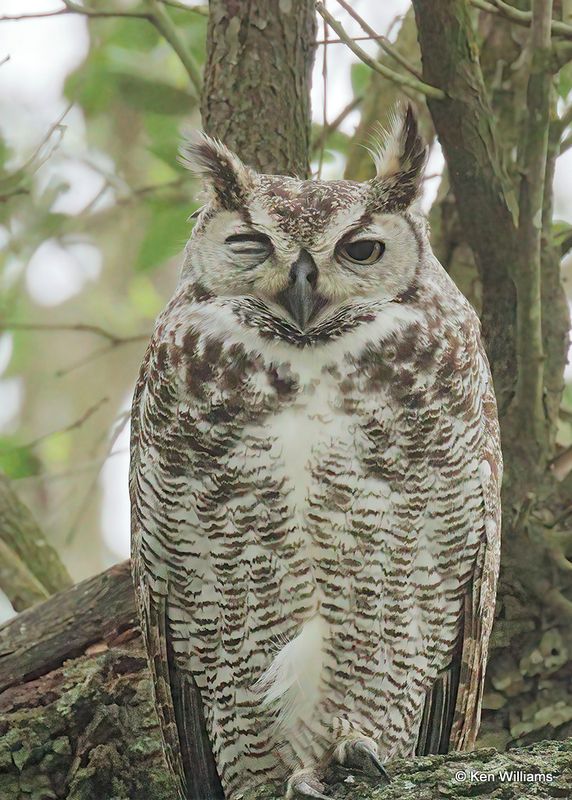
[332,735,390,782]
[286,768,330,800]
[285,737,390,799]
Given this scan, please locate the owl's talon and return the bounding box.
[286,771,330,800]
[293,781,330,800]
[334,736,390,782]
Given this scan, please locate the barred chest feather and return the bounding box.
[141,281,491,791]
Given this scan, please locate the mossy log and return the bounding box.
[1,563,571,799]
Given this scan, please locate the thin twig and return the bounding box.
[12,398,109,452]
[62,0,149,19]
[561,133,572,153]
[334,0,422,79]
[1,8,70,21]
[65,410,131,544]
[312,95,362,154]
[157,0,207,13]
[55,335,147,377]
[2,2,203,92]
[3,321,149,345]
[315,34,388,45]
[317,1,329,179]
[315,3,445,100]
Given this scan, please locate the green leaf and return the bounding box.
[116,73,194,115]
[106,17,160,51]
[135,201,190,272]
[0,439,41,479]
[145,113,187,169]
[65,49,115,115]
[351,61,370,97]
[558,64,572,101]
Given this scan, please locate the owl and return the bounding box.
[130,106,502,800]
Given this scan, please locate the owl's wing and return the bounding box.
[449,369,502,750]
[130,338,224,800]
[417,352,502,755]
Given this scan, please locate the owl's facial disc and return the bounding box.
[274,249,326,330]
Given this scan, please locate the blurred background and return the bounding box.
[1,0,571,624]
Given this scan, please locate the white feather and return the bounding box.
[365,107,406,179]
[253,615,328,729]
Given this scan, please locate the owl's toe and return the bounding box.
[333,735,390,782]
[286,769,330,800]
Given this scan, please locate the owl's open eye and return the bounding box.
[339,240,385,265]
[225,232,273,266]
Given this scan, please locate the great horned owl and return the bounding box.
[130,107,502,800]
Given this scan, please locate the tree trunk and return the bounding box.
[202,0,316,176]
[410,0,572,753]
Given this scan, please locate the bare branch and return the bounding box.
[65,410,131,544]
[334,0,423,79]
[315,34,389,45]
[157,0,207,13]
[0,8,70,21]
[12,397,109,452]
[3,321,149,346]
[312,94,362,154]
[1,2,202,93]
[316,3,444,100]
[470,0,572,39]
[61,0,150,19]
[148,0,202,96]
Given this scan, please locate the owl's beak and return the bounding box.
[276,249,318,330]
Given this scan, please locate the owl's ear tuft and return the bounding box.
[179,132,254,211]
[367,105,427,210]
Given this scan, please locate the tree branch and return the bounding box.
[2,321,149,345]
[470,0,572,39]
[333,0,423,79]
[148,0,203,96]
[513,0,554,439]
[61,0,151,20]
[0,474,72,611]
[157,0,207,14]
[1,2,203,93]
[315,3,445,100]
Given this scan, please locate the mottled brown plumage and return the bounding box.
[130,108,501,800]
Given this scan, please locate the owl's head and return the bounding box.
[180,106,428,333]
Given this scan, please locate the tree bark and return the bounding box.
[0,474,72,612]
[202,0,316,176]
[2,566,572,799]
[411,0,572,754]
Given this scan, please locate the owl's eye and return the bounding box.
[339,240,385,265]
[226,233,272,251]
[225,232,273,266]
